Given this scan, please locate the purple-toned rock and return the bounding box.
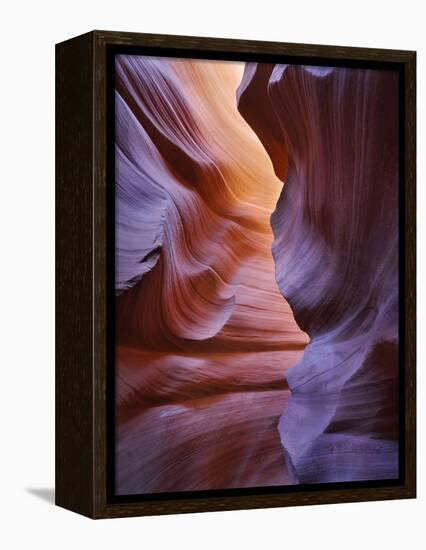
[238,64,400,483]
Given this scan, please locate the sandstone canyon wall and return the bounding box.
[115,55,308,494]
[237,63,400,483]
[114,54,400,494]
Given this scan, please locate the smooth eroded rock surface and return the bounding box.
[238,64,399,483]
[115,56,308,493]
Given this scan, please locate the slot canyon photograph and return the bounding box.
[113,53,400,496]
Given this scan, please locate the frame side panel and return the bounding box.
[404,52,416,497]
[55,32,95,518]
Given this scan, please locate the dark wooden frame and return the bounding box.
[56,30,416,519]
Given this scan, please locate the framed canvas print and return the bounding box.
[55,30,416,519]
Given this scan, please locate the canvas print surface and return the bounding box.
[114,55,399,495]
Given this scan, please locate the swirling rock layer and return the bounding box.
[115,56,308,494]
[238,64,400,483]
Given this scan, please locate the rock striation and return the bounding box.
[237,63,400,483]
[115,56,308,493]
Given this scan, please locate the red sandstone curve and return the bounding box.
[115,56,308,494]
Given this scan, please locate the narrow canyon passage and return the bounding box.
[115,57,308,494]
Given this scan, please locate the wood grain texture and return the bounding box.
[404,51,416,497]
[55,32,94,517]
[55,30,416,519]
[96,484,415,519]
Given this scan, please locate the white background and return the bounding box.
[0,0,424,547]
